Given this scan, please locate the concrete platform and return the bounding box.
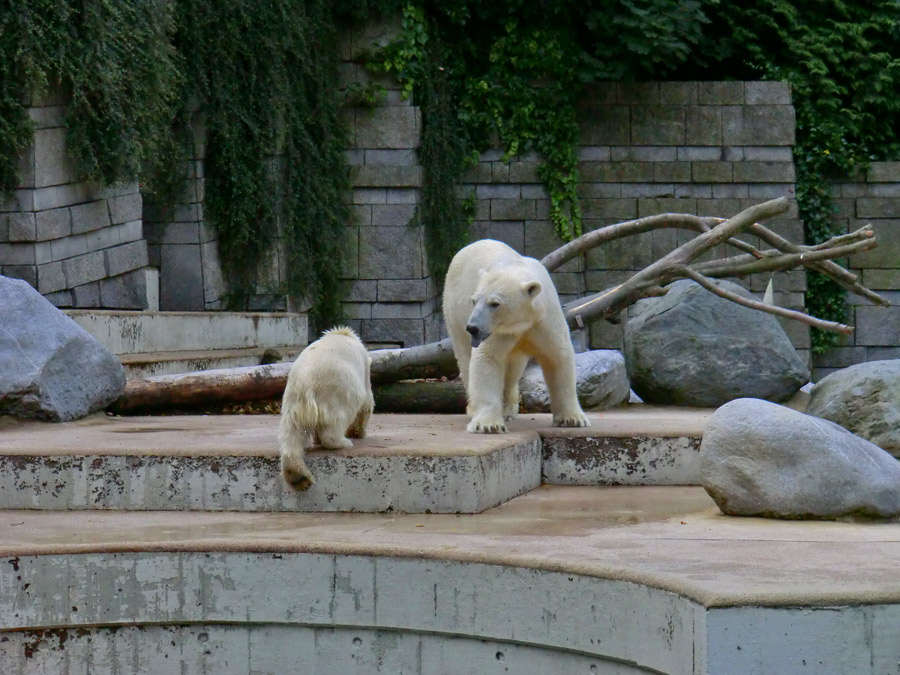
[0,408,709,513]
[0,486,898,674]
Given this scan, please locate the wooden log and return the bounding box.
[373,380,467,414]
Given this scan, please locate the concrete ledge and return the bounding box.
[119,346,304,378]
[0,486,899,674]
[0,409,711,513]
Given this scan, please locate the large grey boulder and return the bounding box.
[624,279,809,407]
[700,398,900,519]
[0,276,126,421]
[807,360,900,457]
[520,350,630,412]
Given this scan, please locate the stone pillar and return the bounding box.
[0,88,152,309]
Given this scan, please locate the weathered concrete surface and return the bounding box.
[0,408,711,511]
[0,487,899,674]
[0,415,541,513]
[119,346,305,379]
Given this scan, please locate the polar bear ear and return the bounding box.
[522,281,542,298]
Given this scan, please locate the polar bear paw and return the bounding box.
[282,460,315,491]
[553,412,590,428]
[467,417,508,434]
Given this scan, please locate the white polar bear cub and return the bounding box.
[278,326,374,490]
[443,239,589,433]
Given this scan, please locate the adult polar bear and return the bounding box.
[443,239,589,433]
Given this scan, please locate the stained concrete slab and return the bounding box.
[0,408,709,512]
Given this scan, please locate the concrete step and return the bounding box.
[0,408,709,514]
[0,486,897,674]
[63,309,308,376]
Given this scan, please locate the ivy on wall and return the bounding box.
[2,0,900,351]
[0,0,353,329]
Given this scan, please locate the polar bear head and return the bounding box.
[465,267,544,348]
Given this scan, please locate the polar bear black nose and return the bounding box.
[466,324,480,338]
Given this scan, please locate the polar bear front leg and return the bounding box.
[539,350,590,428]
[502,351,529,421]
[466,347,510,434]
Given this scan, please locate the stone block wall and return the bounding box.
[813,162,900,379]
[0,89,152,309]
[461,81,809,363]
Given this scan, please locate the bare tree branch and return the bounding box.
[680,268,854,334]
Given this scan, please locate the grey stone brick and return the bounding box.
[617,82,659,104]
[743,147,795,162]
[747,184,796,199]
[351,165,423,188]
[722,105,796,146]
[577,184,622,199]
[811,347,868,370]
[353,188,387,205]
[0,242,35,265]
[744,81,791,105]
[491,199,535,220]
[850,220,900,267]
[355,106,420,148]
[105,241,148,277]
[508,162,540,183]
[862,269,900,289]
[578,106,630,145]
[523,220,582,272]
[674,184,713,198]
[576,146,611,161]
[490,162,510,183]
[371,203,417,226]
[351,204,372,227]
[99,270,149,309]
[610,147,676,162]
[857,199,900,219]
[712,184,749,199]
[1,264,36,287]
[27,105,65,129]
[733,161,795,183]
[585,230,653,270]
[71,281,100,307]
[70,200,111,235]
[584,269,633,292]
[63,250,106,287]
[118,220,143,244]
[685,107,723,145]
[359,226,424,279]
[108,193,142,224]
[619,183,677,198]
[50,233,88,261]
[371,302,430,319]
[84,223,123,253]
[468,221,525,252]
[160,222,201,244]
[377,278,431,302]
[36,261,66,293]
[2,189,34,213]
[867,347,900,361]
[550,271,584,295]
[699,81,744,104]
[581,83,616,106]
[346,280,377,302]
[582,199,637,220]
[631,106,685,145]
[7,212,36,242]
[640,197,697,219]
[696,199,742,218]
[479,148,505,161]
[342,302,372,319]
[344,149,364,165]
[653,163,691,183]
[867,162,900,182]
[865,184,900,198]
[43,289,73,307]
[0,214,7,242]
[473,199,490,220]
[580,161,653,183]
[521,184,549,199]
[385,188,418,204]
[475,184,520,199]
[33,127,76,188]
[364,149,417,165]
[160,244,204,310]
[361,318,425,347]
[659,81,698,105]
[692,162,733,183]
[855,305,900,346]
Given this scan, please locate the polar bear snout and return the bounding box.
[466,323,487,348]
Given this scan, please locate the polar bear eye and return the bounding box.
[488,299,501,309]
